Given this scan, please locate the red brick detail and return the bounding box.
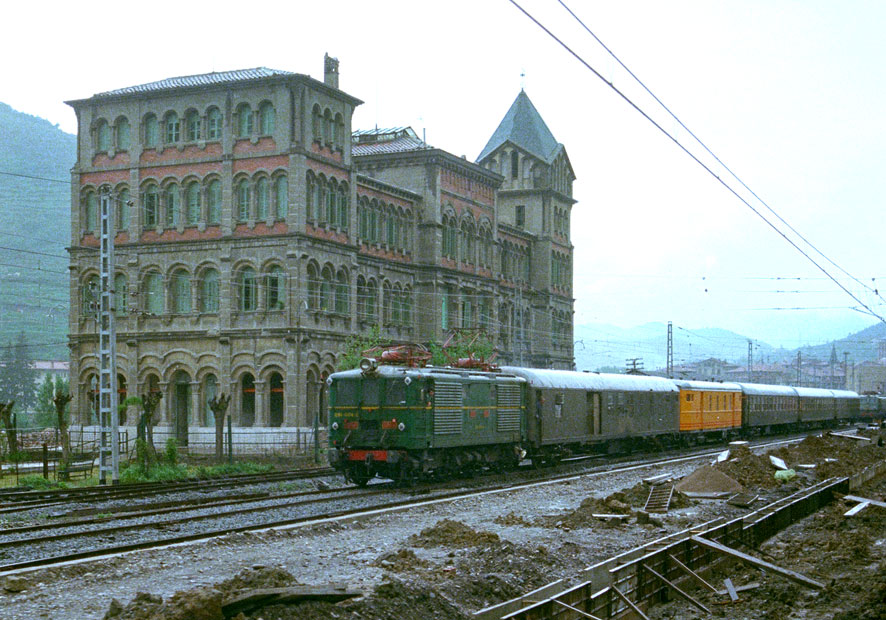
[142,161,223,180]
[139,143,222,165]
[92,152,131,168]
[358,244,412,264]
[232,154,289,174]
[80,235,100,247]
[115,232,130,244]
[306,225,350,245]
[310,142,344,163]
[232,137,277,155]
[232,222,289,237]
[80,170,130,186]
[140,227,224,243]
[440,169,496,205]
[356,187,414,209]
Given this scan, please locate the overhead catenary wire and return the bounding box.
[507,0,885,324]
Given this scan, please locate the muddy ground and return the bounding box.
[1,431,883,620]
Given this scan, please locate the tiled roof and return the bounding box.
[352,127,430,156]
[476,90,560,164]
[95,67,295,97]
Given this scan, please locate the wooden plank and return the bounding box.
[611,585,650,620]
[844,502,870,517]
[552,599,603,620]
[723,578,738,602]
[644,472,674,485]
[845,495,886,509]
[828,431,870,441]
[668,554,718,593]
[715,582,760,596]
[690,536,825,590]
[642,564,711,614]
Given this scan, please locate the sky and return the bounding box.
[2,0,884,350]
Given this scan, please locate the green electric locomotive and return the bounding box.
[327,360,526,485]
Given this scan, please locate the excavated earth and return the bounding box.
[0,430,883,620]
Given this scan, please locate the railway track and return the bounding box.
[0,435,803,577]
[0,467,335,514]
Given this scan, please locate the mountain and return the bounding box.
[0,102,76,359]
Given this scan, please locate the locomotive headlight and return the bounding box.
[359,357,379,373]
[397,422,406,431]
[331,422,339,431]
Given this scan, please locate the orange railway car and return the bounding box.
[674,380,742,435]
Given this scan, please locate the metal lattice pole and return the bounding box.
[98,189,119,485]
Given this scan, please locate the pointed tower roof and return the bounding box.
[477,90,561,164]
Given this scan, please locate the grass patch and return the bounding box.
[192,462,274,478]
[17,475,68,490]
[119,463,189,483]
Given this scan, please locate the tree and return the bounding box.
[209,394,231,462]
[53,391,73,479]
[34,375,69,429]
[0,401,17,456]
[429,330,495,367]
[0,332,36,414]
[336,325,384,371]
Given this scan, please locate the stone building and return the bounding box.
[66,57,576,434]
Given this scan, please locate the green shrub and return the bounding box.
[193,462,273,478]
[19,475,67,490]
[119,462,188,483]
[164,438,178,466]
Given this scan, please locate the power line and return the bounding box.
[508,0,885,324]
[0,245,68,260]
[556,0,885,307]
[0,170,69,185]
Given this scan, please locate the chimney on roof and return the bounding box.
[324,53,339,89]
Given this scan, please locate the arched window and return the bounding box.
[239,267,257,311]
[385,208,395,246]
[358,198,368,240]
[365,279,377,321]
[274,176,288,219]
[237,103,253,137]
[114,273,128,317]
[165,183,180,227]
[259,102,275,134]
[143,184,159,228]
[265,266,285,310]
[116,118,130,151]
[335,270,349,314]
[200,268,219,312]
[322,109,332,144]
[337,183,348,230]
[326,178,337,226]
[236,180,250,222]
[382,282,392,325]
[144,271,163,314]
[185,110,200,142]
[207,179,221,224]
[203,374,218,426]
[269,372,284,427]
[186,182,200,225]
[392,284,402,325]
[511,150,519,179]
[97,120,111,151]
[116,188,130,231]
[307,264,320,310]
[402,286,412,327]
[334,113,344,149]
[256,177,269,220]
[207,107,222,141]
[305,173,316,223]
[241,373,255,427]
[320,266,334,312]
[81,274,99,316]
[144,114,158,148]
[83,190,98,234]
[312,104,322,142]
[171,269,191,314]
[165,112,180,144]
[461,220,475,264]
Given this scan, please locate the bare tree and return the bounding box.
[140,392,163,460]
[0,401,18,456]
[209,394,231,462]
[52,392,73,479]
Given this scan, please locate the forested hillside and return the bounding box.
[0,102,75,359]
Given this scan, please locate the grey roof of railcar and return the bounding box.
[501,367,678,393]
[739,383,798,397]
[673,380,743,392]
[830,389,860,399]
[330,365,524,383]
[793,386,837,398]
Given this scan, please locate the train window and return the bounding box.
[606,394,614,410]
[386,380,406,405]
[335,380,359,406]
[555,393,564,405]
[685,394,692,402]
[361,378,379,406]
[617,393,625,407]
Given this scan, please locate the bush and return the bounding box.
[19,475,67,490]
[164,438,178,466]
[193,462,274,478]
[119,462,188,483]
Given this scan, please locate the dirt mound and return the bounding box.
[217,566,300,592]
[493,512,535,527]
[373,548,430,572]
[409,519,500,548]
[675,465,744,494]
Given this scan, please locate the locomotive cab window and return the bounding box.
[386,380,406,405]
[335,380,359,406]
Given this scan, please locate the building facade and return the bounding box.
[66,58,576,433]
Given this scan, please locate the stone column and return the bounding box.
[253,379,266,427]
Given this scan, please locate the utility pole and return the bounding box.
[97,189,120,485]
[666,321,673,379]
[796,350,802,386]
[625,358,643,374]
[843,352,849,390]
[747,340,753,383]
